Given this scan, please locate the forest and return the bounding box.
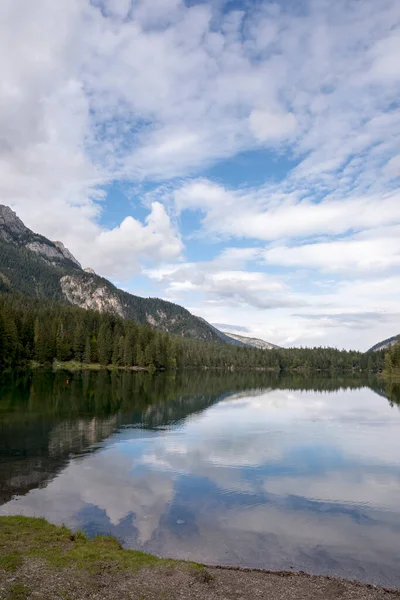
[0,291,386,373]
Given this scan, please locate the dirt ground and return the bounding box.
[2,559,400,600]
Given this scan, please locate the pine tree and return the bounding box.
[34,318,55,363]
[56,319,72,362]
[112,335,124,365]
[73,321,86,362]
[98,321,113,365]
[83,336,92,364]
[123,334,133,366]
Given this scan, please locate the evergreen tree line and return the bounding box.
[0,292,385,372]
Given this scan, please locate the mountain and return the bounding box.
[0,206,82,269]
[223,332,280,350]
[0,205,229,343]
[369,335,400,352]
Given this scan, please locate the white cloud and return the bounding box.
[248,109,297,143]
[103,0,132,19]
[264,228,400,273]
[87,202,182,277]
[368,33,400,82]
[145,256,303,312]
[174,181,400,243]
[384,154,400,178]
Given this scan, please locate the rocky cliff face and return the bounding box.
[25,241,82,268]
[60,275,125,318]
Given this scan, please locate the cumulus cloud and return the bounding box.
[88,202,182,277]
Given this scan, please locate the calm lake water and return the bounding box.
[1,370,400,586]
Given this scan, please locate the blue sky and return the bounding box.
[1,0,400,349]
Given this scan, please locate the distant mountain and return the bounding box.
[196,318,247,346]
[369,335,400,352]
[0,205,236,343]
[223,332,280,350]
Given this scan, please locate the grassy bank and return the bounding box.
[0,516,182,573]
[0,516,203,599]
[0,517,398,600]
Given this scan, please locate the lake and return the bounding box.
[1,370,400,587]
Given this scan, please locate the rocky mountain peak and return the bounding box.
[53,241,82,269]
[0,205,27,240]
[0,204,81,269]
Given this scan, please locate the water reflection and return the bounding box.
[1,370,400,586]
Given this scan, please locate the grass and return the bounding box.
[52,360,102,371]
[49,360,151,372]
[7,584,31,600]
[0,551,23,572]
[0,516,200,575]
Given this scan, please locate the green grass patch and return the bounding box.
[0,516,198,576]
[51,360,152,372]
[52,360,102,371]
[0,550,23,571]
[7,583,31,600]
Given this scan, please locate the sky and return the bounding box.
[1,0,400,350]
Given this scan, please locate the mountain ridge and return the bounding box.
[369,335,400,352]
[0,205,277,347]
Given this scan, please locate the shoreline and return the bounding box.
[24,360,371,375]
[0,517,398,599]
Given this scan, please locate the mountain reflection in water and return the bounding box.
[1,369,400,587]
